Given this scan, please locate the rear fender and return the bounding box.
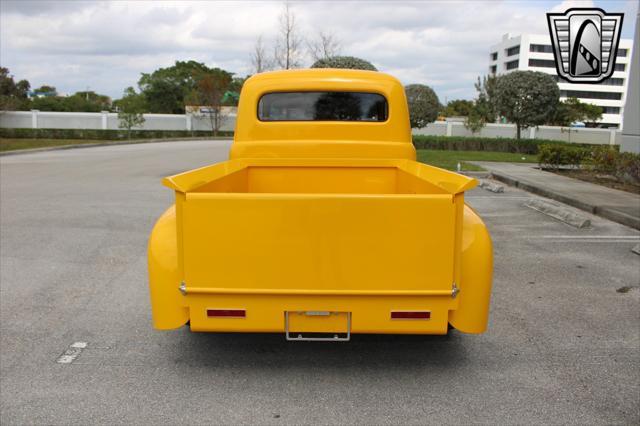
[448,205,493,333]
[148,206,189,329]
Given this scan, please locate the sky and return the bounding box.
[0,0,637,102]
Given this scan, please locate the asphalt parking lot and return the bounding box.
[1,140,639,425]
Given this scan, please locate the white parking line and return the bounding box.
[516,235,640,243]
[56,342,88,364]
[528,236,640,240]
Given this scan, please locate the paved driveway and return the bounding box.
[1,140,638,425]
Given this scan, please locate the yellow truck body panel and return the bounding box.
[148,69,493,338]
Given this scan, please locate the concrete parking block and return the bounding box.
[524,198,591,228]
[480,180,504,193]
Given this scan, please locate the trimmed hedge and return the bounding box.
[0,128,234,140]
[538,144,590,169]
[538,143,638,184]
[412,135,572,154]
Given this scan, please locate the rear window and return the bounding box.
[258,91,388,122]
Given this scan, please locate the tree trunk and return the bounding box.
[516,123,521,140]
[208,111,216,137]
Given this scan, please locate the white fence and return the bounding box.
[0,110,236,132]
[414,121,620,145]
[0,110,620,145]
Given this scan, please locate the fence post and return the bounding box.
[186,114,192,131]
[609,129,616,145]
[101,111,108,130]
[529,127,536,139]
[446,122,452,137]
[31,110,39,129]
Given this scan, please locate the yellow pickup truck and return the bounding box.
[148,69,492,340]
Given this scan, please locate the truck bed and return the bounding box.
[166,158,476,195]
[162,158,477,333]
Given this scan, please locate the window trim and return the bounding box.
[256,90,390,123]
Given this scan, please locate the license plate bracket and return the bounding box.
[284,311,351,341]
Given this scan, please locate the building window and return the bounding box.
[505,60,519,70]
[528,59,556,68]
[601,106,621,114]
[490,52,498,61]
[598,77,624,86]
[490,65,497,74]
[614,63,625,71]
[506,45,520,56]
[530,44,553,53]
[559,90,622,100]
[617,49,628,57]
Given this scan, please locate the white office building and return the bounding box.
[489,33,634,128]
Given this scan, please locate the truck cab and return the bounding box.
[148,69,492,340]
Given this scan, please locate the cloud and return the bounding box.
[0,0,635,101]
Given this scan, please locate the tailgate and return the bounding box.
[180,192,457,293]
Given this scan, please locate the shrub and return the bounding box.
[311,56,377,71]
[590,146,618,174]
[590,146,640,183]
[616,152,640,183]
[538,144,590,169]
[412,135,571,155]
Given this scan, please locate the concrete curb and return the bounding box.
[461,171,491,179]
[490,171,640,230]
[524,199,591,228]
[0,137,227,157]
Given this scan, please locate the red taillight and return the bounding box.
[207,309,246,318]
[391,311,431,320]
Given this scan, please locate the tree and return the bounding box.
[273,2,303,69]
[307,31,341,61]
[32,85,57,97]
[550,97,603,142]
[221,76,247,107]
[474,74,499,122]
[190,68,233,137]
[117,87,146,138]
[138,60,212,113]
[464,104,487,134]
[582,102,603,126]
[442,99,474,117]
[30,96,67,112]
[65,91,111,112]
[404,84,440,129]
[251,36,272,74]
[551,97,583,126]
[495,71,559,139]
[0,67,30,111]
[30,90,112,112]
[311,56,377,71]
